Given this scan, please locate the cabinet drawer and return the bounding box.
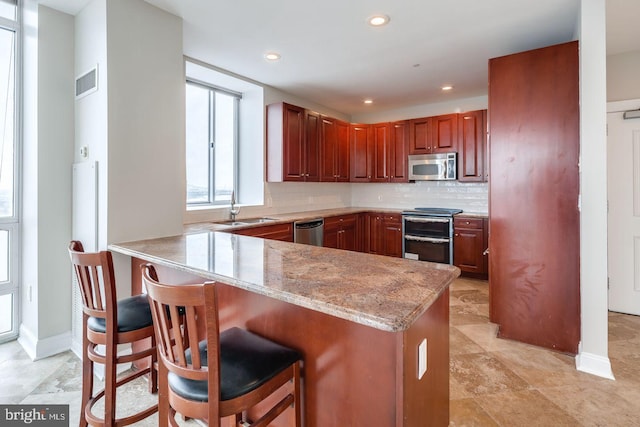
[233,223,293,242]
[324,214,358,229]
[454,216,484,229]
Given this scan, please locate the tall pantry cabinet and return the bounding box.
[488,41,580,354]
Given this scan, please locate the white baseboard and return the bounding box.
[18,324,72,361]
[576,351,615,379]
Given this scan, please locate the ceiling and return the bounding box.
[41,0,640,116]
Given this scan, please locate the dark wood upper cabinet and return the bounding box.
[458,110,487,182]
[350,124,372,182]
[390,120,410,182]
[409,116,432,154]
[335,120,350,182]
[304,110,321,182]
[409,114,458,154]
[267,102,319,182]
[319,116,350,182]
[350,121,408,183]
[488,41,580,354]
[371,123,391,182]
[431,113,458,152]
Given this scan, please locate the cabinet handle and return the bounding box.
[368,176,371,179]
[454,233,459,237]
[483,248,490,256]
[465,221,470,225]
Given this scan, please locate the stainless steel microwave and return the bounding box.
[408,153,457,181]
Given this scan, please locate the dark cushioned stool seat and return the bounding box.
[87,294,153,333]
[168,327,302,402]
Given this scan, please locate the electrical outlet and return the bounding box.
[418,338,427,380]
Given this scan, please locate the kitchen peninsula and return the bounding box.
[110,231,459,426]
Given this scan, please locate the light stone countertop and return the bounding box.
[109,231,460,332]
[183,207,402,233]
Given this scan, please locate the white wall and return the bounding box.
[576,0,612,378]
[105,0,184,244]
[74,0,106,249]
[607,50,640,102]
[19,2,75,359]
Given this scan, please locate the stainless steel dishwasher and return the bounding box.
[294,218,324,246]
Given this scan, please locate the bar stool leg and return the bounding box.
[79,318,91,427]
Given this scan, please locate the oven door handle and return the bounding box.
[404,216,451,224]
[404,235,450,243]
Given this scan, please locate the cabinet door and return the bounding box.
[431,114,458,152]
[324,214,360,251]
[320,116,338,182]
[453,223,485,274]
[371,123,391,182]
[409,117,432,154]
[338,215,359,252]
[365,213,383,254]
[322,218,340,249]
[390,120,409,182]
[383,218,403,257]
[350,124,372,182]
[282,104,306,181]
[458,110,486,182]
[305,110,321,182]
[335,120,350,182]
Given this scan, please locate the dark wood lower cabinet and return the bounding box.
[453,216,488,279]
[232,222,293,242]
[323,214,361,252]
[366,213,402,258]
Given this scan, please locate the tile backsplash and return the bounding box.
[186,181,487,224]
[264,181,488,215]
[350,181,488,213]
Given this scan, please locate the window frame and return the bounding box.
[0,0,20,343]
[185,78,241,208]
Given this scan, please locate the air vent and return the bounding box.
[75,65,98,99]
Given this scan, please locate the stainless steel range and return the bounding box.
[401,208,463,264]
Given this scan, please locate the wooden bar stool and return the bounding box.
[69,241,158,426]
[141,264,302,427]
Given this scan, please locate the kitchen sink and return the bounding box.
[216,217,278,226]
[242,217,278,224]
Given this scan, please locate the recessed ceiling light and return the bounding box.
[364,99,373,104]
[264,52,281,61]
[441,85,454,91]
[367,14,390,27]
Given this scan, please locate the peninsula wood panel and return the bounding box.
[131,259,450,426]
[488,41,580,354]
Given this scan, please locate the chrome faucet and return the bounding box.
[229,191,240,221]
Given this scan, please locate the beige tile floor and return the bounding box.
[0,277,638,426]
[450,277,640,427]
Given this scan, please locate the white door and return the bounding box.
[608,100,640,315]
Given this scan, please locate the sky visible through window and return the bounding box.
[186,82,236,205]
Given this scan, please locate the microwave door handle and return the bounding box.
[404,235,449,243]
[404,217,450,223]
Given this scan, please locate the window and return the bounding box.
[0,0,18,343]
[186,80,240,207]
